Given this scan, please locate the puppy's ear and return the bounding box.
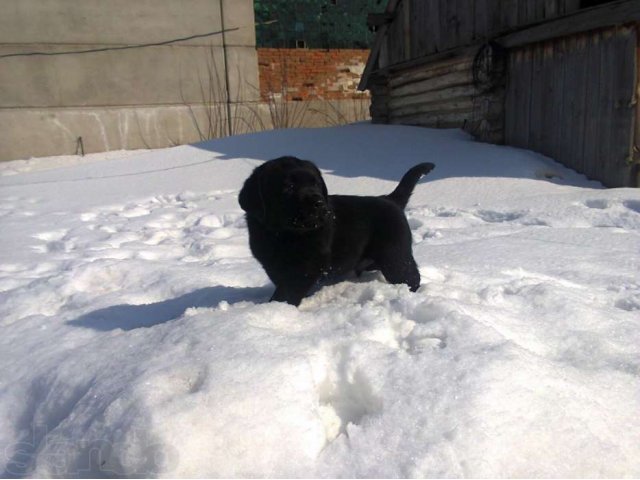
[239,167,265,217]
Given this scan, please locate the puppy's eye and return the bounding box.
[283,183,294,193]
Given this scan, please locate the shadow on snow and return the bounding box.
[67,285,270,332]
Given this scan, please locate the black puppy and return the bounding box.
[239,156,435,306]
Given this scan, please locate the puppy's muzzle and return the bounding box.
[307,193,329,212]
[291,194,332,230]
[307,194,332,219]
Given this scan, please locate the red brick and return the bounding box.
[257,48,370,101]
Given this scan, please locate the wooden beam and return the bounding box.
[376,44,481,78]
[403,0,411,60]
[634,21,640,187]
[358,23,389,90]
[358,0,402,90]
[361,0,640,97]
[496,0,640,48]
[367,13,394,30]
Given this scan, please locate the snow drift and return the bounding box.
[1,124,639,477]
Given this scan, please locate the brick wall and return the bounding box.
[257,48,370,101]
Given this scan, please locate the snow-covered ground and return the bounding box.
[1,124,639,477]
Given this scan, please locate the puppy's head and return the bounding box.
[239,156,331,232]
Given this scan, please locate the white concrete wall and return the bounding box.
[0,0,259,160]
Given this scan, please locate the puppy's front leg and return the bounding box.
[270,278,317,306]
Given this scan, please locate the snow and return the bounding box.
[0,149,150,177]
[1,124,639,477]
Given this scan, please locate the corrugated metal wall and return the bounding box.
[505,25,637,187]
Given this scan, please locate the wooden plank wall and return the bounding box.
[387,56,475,127]
[635,26,640,187]
[369,77,390,124]
[505,25,637,187]
[386,0,584,65]
[386,53,505,143]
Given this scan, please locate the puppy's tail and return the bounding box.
[385,162,435,209]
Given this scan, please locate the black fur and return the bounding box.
[239,156,435,306]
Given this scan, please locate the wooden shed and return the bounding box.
[359,0,640,187]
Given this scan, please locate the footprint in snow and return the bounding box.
[623,200,640,214]
[615,294,640,312]
[584,199,610,210]
[475,209,525,223]
[316,345,384,442]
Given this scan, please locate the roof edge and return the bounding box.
[357,0,401,91]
